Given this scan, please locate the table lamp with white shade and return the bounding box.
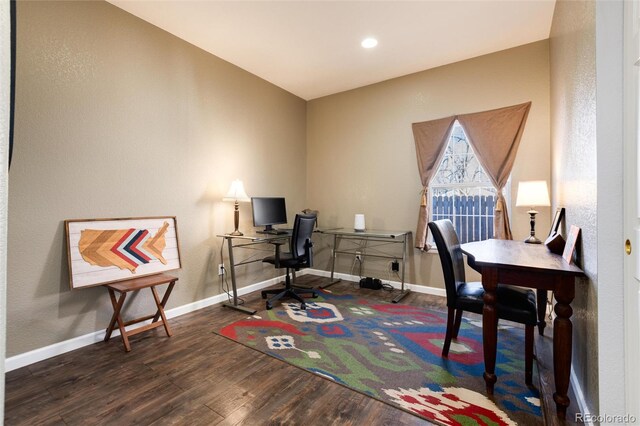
[515,180,550,244]
[223,179,250,236]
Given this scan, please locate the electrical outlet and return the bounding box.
[355,251,362,261]
[391,260,400,272]
[218,264,225,276]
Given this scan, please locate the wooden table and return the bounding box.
[104,273,178,352]
[461,239,584,419]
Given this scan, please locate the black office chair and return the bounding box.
[428,219,538,385]
[262,213,318,310]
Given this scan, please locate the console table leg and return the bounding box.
[537,289,547,335]
[553,277,575,419]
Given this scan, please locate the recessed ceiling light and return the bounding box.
[361,37,378,49]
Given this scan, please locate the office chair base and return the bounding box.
[262,286,317,310]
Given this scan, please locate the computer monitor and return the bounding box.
[251,197,287,234]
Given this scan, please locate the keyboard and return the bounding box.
[258,229,289,235]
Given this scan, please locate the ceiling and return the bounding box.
[107,1,556,101]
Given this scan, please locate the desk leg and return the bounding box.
[481,267,498,394]
[553,277,575,419]
[105,289,131,352]
[221,237,257,315]
[537,289,548,335]
[322,234,342,289]
[392,233,410,303]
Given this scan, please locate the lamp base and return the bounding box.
[524,235,542,244]
[228,202,243,236]
[525,209,541,244]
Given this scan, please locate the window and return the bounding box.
[430,121,496,243]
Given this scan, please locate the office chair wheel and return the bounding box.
[300,303,306,310]
[266,302,273,310]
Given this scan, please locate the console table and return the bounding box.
[318,229,411,303]
[461,239,584,419]
[104,273,178,352]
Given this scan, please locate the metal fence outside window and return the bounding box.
[432,194,495,243]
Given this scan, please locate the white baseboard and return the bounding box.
[4,270,444,372]
[306,268,446,297]
[4,274,285,372]
[570,365,593,425]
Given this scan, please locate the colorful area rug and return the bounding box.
[215,290,542,425]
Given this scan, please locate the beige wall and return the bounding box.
[549,0,598,414]
[306,41,551,288]
[8,1,554,362]
[7,1,306,356]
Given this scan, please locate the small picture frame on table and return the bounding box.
[544,208,567,255]
[562,225,581,264]
[548,207,565,237]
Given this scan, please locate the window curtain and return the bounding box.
[411,116,456,249]
[411,102,531,247]
[457,101,531,240]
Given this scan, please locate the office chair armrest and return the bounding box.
[305,238,314,268]
[270,240,286,268]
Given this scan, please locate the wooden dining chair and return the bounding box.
[428,219,539,385]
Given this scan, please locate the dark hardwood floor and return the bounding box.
[4,275,581,425]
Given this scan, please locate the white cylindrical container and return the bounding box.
[354,214,365,231]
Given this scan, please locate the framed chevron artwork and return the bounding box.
[65,216,181,289]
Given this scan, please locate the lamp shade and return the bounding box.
[515,180,550,207]
[223,179,250,202]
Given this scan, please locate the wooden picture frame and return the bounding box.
[65,216,181,289]
[562,225,581,264]
[548,207,566,237]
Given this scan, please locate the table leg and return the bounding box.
[537,289,548,335]
[481,267,499,394]
[152,281,176,323]
[105,288,121,341]
[105,289,130,352]
[151,286,173,337]
[553,277,575,419]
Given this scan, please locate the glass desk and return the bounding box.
[317,228,411,303]
[217,232,290,315]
